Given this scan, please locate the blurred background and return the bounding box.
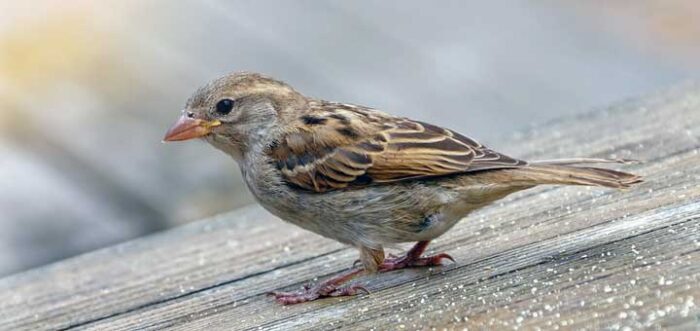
[1,0,699,277]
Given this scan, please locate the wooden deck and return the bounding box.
[1,84,700,330]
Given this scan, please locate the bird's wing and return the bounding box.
[268,102,526,192]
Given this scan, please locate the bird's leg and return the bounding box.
[270,267,369,305]
[379,240,454,272]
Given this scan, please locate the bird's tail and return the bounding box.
[497,158,643,189]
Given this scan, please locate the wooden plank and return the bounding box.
[1,84,699,330]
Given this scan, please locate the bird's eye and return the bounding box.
[215,99,235,115]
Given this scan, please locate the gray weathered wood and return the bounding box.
[1,84,699,330]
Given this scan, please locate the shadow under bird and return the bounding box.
[164,72,642,304]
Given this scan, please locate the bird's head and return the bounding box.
[163,72,306,160]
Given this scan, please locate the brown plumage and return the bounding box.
[269,101,528,192]
[164,72,642,305]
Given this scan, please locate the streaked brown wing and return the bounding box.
[269,102,526,192]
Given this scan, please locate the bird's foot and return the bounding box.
[378,252,455,272]
[269,268,368,305]
[270,283,369,305]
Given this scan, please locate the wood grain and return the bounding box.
[1,84,699,330]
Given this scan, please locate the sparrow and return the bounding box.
[164,72,642,304]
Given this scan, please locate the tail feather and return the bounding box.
[500,158,643,189]
[528,158,639,166]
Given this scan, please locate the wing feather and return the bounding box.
[269,101,526,192]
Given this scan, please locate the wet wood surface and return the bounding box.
[1,84,699,330]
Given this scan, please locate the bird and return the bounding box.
[163,72,642,304]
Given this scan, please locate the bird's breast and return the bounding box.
[239,156,496,246]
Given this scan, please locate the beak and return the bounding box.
[163,114,222,142]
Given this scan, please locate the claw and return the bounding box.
[351,285,371,295]
[328,284,370,297]
[269,291,292,298]
[435,253,456,264]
